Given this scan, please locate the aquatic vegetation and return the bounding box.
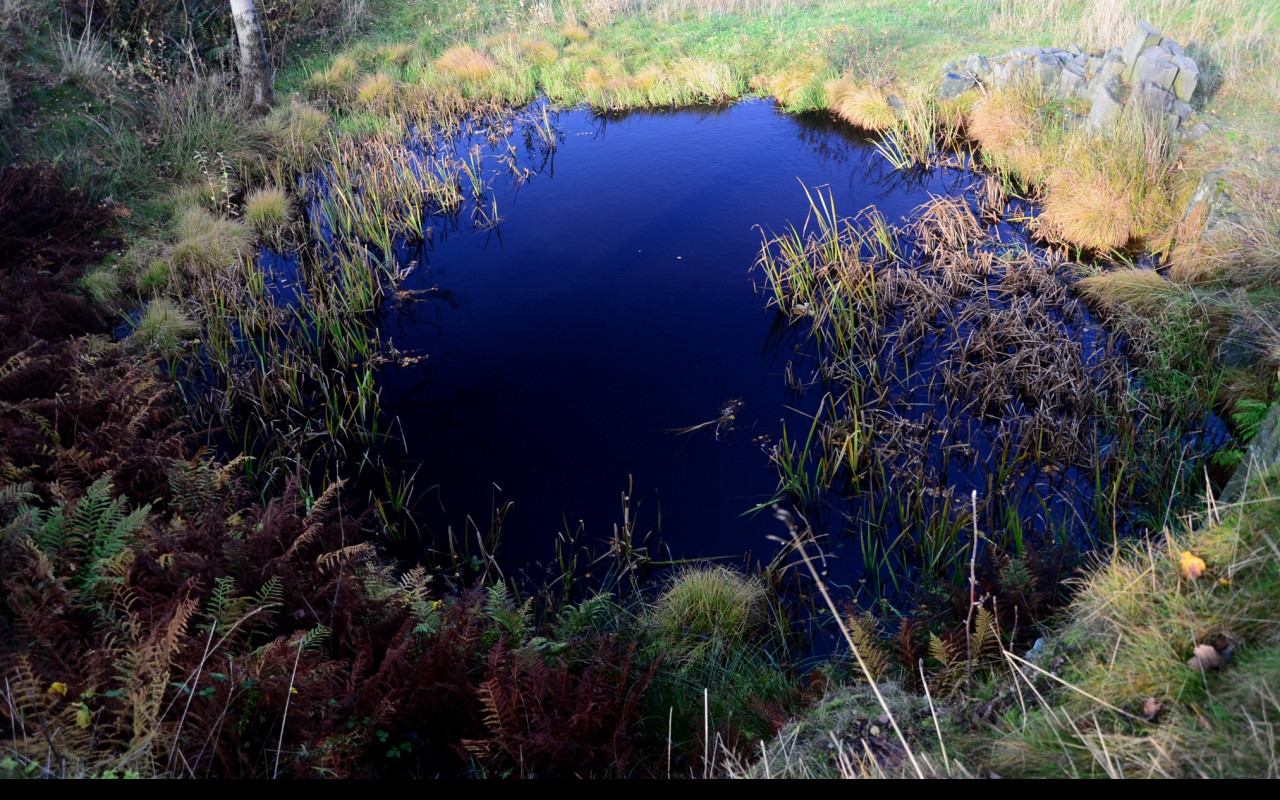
[756,185,1211,598]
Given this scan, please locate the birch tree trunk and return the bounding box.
[229,0,273,111]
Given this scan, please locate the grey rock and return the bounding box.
[942,61,959,73]
[1035,53,1062,89]
[1185,120,1211,141]
[939,71,977,100]
[1067,43,1083,56]
[1058,63,1088,97]
[1088,56,1126,100]
[965,53,992,80]
[1268,145,1280,157]
[1136,49,1180,91]
[1173,100,1193,122]
[1133,82,1176,117]
[1159,37,1186,57]
[1087,55,1103,72]
[887,94,906,112]
[1132,44,1171,79]
[1123,21,1163,65]
[1071,53,1088,68]
[1171,54,1199,102]
[1216,320,1264,370]
[1184,167,1227,218]
[991,59,1010,88]
[1087,77,1126,131]
[1012,46,1044,57]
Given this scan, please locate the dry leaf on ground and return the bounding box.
[1141,696,1162,721]
[1180,550,1207,581]
[1187,643,1224,671]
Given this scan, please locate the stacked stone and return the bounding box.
[937,21,1207,139]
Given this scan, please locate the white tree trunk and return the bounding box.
[229,0,273,111]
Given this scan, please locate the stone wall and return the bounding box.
[939,21,1208,140]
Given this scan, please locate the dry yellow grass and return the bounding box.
[758,57,824,107]
[355,71,397,111]
[242,185,291,234]
[376,42,417,67]
[825,78,896,132]
[517,37,559,68]
[435,45,498,84]
[1042,164,1138,251]
[1075,267,1179,314]
[309,54,359,100]
[560,22,590,43]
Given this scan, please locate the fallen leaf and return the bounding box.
[47,682,67,697]
[1180,550,1207,581]
[75,704,91,729]
[1141,697,1161,721]
[1187,644,1224,671]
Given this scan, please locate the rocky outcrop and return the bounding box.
[939,21,1205,138]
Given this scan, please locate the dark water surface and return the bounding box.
[366,100,989,575]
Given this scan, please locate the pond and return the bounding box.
[260,98,1218,606]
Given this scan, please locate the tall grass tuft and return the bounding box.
[128,297,200,360]
[436,45,498,87]
[170,207,252,278]
[309,53,359,101]
[825,77,896,132]
[242,185,291,234]
[355,71,397,112]
[55,20,113,94]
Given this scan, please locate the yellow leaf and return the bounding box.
[75,704,92,729]
[1180,550,1206,581]
[47,682,67,697]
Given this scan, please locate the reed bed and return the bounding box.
[756,187,1216,598]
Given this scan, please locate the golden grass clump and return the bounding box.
[128,297,200,360]
[966,85,1043,175]
[560,22,590,43]
[759,57,825,109]
[517,37,559,68]
[170,207,252,277]
[435,45,498,85]
[355,71,397,111]
[1042,163,1139,251]
[671,58,738,103]
[825,78,897,132]
[1075,268,1180,314]
[651,566,766,642]
[376,42,417,67]
[259,100,331,172]
[242,185,291,233]
[309,54,359,100]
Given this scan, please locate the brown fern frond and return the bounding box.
[316,542,372,572]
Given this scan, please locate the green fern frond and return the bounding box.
[1232,399,1271,443]
[255,576,284,610]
